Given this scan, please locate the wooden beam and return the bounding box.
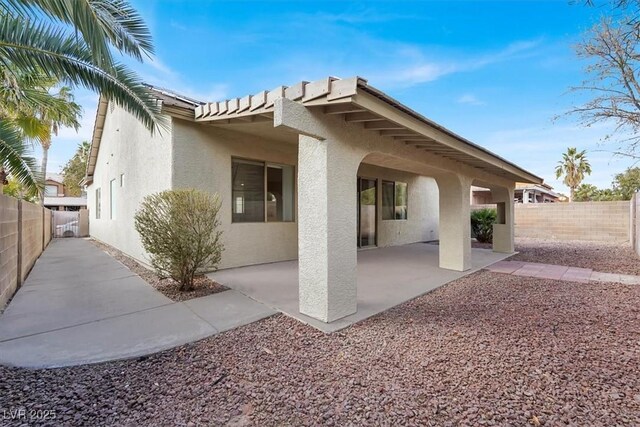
[363,121,404,130]
[378,130,419,137]
[323,104,366,115]
[395,136,433,141]
[344,112,383,123]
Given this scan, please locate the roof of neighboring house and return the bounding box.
[85,77,543,185]
[43,196,87,207]
[46,173,64,184]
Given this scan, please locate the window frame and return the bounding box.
[109,179,116,220]
[95,188,101,219]
[44,184,58,197]
[231,156,296,224]
[381,180,408,221]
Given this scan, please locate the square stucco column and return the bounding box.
[298,135,359,323]
[436,174,472,271]
[491,186,515,253]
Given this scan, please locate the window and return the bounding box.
[109,179,116,219]
[95,188,101,219]
[120,173,125,187]
[382,181,408,220]
[232,158,294,223]
[267,164,295,222]
[45,185,58,197]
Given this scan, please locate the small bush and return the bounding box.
[470,208,497,243]
[134,189,224,291]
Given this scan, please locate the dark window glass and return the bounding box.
[232,159,265,222]
[266,164,295,222]
[382,181,395,220]
[395,182,408,220]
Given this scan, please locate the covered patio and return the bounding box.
[209,243,510,332]
[192,76,542,325]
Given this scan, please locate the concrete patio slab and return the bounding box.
[0,274,172,341]
[184,290,276,333]
[209,243,511,333]
[0,303,217,368]
[0,239,277,368]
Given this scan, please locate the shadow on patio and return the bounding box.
[208,243,510,332]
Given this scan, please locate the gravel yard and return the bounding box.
[512,238,640,276]
[2,270,639,426]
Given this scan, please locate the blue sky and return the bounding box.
[50,0,636,193]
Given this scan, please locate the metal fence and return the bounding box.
[52,210,80,238]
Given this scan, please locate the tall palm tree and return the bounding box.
[555,147,592,202]
[0,0,164,191]
[33,85,81,203]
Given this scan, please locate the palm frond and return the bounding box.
[0,13,165,133]
[6,0,154,69]
[0,120,41,193]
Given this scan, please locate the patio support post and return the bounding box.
[491,185,515,253]
[297,134,359,323]
[436,173,472,271]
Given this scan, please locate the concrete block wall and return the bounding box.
[514,201,630,242]
[20,201,44,281]
[44,209,52,246]
[0,195,19,309]
[632,194,640,255]
[0,195,52,309]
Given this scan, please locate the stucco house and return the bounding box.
[85,76,541,324]
[471,182,559,204]
[43,173,87,211]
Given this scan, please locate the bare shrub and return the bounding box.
[134,189,223,291]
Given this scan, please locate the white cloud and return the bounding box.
[366,38,543,88]
[457,94,485,106]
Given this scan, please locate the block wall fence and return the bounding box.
[472,201,632,243]
[0,194,53,309]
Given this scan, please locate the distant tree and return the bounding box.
[62,142,91,196]
[569,1,640,157]
[612,167,640,199]
[574,183,601,201]
[2,176,38,202]
[555,148,593,201]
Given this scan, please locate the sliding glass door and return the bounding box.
[357,177,377,248]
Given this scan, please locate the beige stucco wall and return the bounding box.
[87,103,173,263]
[0,195,19,309]
[171,120,299,269]
[515,201,630,242]
[357,163,438,247]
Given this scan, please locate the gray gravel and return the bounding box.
[2,271,639,426]
[512,238,640,275]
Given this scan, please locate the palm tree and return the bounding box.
[0,0,164,191]
[555,147,592,202]
[33,86,81,203]
[1,68,80,197]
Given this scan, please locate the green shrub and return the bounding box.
[134,189,224,291]
[470,208,497,243]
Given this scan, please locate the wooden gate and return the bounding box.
[52,210,80,238]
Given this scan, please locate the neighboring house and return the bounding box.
[471,182,559,204]
[85,76,542,324]
[43,174,87,211]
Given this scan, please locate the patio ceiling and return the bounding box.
[193,76,542,184]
